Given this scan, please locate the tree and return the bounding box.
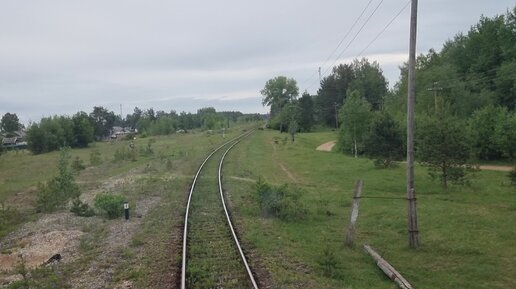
[1,113,22,136]
[365,112,404,167]
[261,76,299,118]
[349,58,388,110]
[89,106,116,140]
[298,92,315,132]
[495,109,516,160]
[72,112,94,148]
[417,113,471,189]
[338,90,372,157]
[468,105,506,160]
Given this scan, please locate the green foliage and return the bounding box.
[253,178,307,221]
[298,92,315,132]
[0,112,22,136]
[36,148,81,212]
[90,106,117,140]
[89,148,102,165]
[113,144,137,162]
[0,204,26,238]
[468,105,507,160]
[70,198,95,217]
[318,246,340,278]
[509,167,516,186]
[27,113,94,154]
[94,193,125,219]
[365,111,404,167]
[71,156,85,172]
[337,90,372,157]
[139,139,155,156]
[261,76,299,117]
[8,258,68,289]
[417,113,472,188]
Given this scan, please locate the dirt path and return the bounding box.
[315,140,513,172]
[477,165,513,172]
[316,140,336,152]
[270,140,297,182]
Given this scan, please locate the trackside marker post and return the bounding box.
[124,202,129,220]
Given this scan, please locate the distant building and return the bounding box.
[1,130,27,149]
[110,126,137,140]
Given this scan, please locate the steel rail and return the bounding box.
[180,130,254,289]
[218,132,259,289]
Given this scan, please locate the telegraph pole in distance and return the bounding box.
[406,0,420,249]
[427,81,443,113]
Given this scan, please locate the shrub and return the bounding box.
[509,167,516,186]
[94,193,125,219]
[254,178,307,221]
[71,156,86,172]
[36,148,81,212]
[113,145,137,162]
[89,149,102,165]
[70,198,95,217]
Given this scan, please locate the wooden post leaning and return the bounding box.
[363,244,414,289]
[345,180,363,246]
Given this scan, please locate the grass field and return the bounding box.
[1,127,514,288]
[224,130,516,289]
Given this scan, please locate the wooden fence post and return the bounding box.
[345,180,363,246]
[364,244,414,289]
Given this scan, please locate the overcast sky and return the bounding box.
[1,0,514,124]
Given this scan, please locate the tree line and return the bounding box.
[1,107,262,155]
[261,8,515,187]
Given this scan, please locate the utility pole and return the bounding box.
[427,81,443,113]
[318,67,322,83]
[406,0,419,249]
[334,102,339,129]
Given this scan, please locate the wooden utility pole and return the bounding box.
[406,0,420,249]
[427,81,443,113]
[345,180,363,246]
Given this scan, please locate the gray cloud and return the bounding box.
[0,0,514,123]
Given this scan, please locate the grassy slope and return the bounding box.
[224,130,516,289]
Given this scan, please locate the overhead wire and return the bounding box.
[357,0,411,57]
[304,0,386,92]
[298,0,375,89]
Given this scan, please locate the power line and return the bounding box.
[322,0,385,78]
[358,0,411,57]
[304,0,386,92]
[299,0,375,88]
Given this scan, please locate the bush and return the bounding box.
[89,149,102,165]
[36,148,81,212]
[113,145,136,162]
[254,178,307,221]
[71,156,86,172]
[94,193,125,219]
[70,198,95,217]
[509,167,516,186]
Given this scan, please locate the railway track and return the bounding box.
[181,130,258,289]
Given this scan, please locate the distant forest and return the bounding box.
[262,8,515,165]
[0,107,262,154]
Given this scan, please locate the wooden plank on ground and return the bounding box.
[364,244,414,289]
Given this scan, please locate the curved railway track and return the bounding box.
[181,130,258,289]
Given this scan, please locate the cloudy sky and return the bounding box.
[1,0,514,124]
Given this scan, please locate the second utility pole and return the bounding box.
[406,0,420,249]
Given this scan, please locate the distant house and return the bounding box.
[1,137,27,149]
[110,126,137,140]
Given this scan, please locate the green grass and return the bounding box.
[223,130,516,289]
[2,125,514,288]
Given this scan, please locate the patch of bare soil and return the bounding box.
[316,140,336,152]
[70,196,161,289]
[0,212,97,287]
[478,165,513,172]
[0,169,163,288]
